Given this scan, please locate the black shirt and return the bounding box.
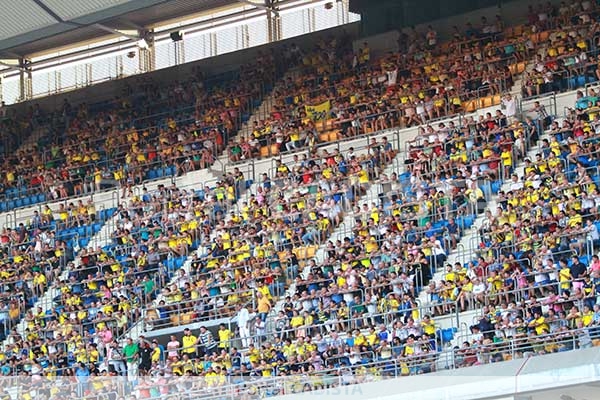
[570,262,587,280]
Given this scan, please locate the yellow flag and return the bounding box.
[304,100,331,121]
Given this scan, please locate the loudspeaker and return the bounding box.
[170,31,183,42]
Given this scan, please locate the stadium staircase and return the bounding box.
[213,67,303,170]
[416,108,554,347]
[267,127,423,323]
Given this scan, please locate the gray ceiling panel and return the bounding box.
[0,0,237,57]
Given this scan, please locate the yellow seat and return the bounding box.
[269,144,279,156]
[292,247,304,259]
[464,100,477,113]
[306,245,317,259]
[259,146,270,157]
[517,62,526,74]
[146,309,159,320]
[329,130,339,141]
[319,132,330,142]
[481,96,493,108]
[293,245,317,260]
[492,94,501,106]
[508,64,517,75]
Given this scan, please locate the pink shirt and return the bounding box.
[101,329,113,344]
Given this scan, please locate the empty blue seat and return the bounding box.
[491,181,502,194]
[165,258,175,271]
[37,193,46,203]
[15,198,23,208]
[147,169,158,180]
[0,202,6,213]
[464,215,475,228]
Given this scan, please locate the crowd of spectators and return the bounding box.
[0,52,281,212]
[4,4,600,400]
[226,8,582,163]
[521,1,600,97]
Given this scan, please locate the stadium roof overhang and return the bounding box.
[0,0,247,59]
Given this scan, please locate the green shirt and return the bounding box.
[123,343,139,363]
[143,279,155,295]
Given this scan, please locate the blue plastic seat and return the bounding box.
[165,258,175,271]
[147,169,158,180]
[15,198,23,208]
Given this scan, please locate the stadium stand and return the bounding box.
[1,2,600,399]
[0,53,282,214]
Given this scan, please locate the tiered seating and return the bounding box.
[228,21,545,162]
[4,3,600,398]
[422,88,600,360]
[0,57,278,213]
[521,13,600,97]
[0,203,116,341]
[144,138,392,331]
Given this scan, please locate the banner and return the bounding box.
[305,100,331,121]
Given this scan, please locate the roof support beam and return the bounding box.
[93,24,142,40]
[237,0,279,15]
[0,59,24,72]
[31,0,65,22]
